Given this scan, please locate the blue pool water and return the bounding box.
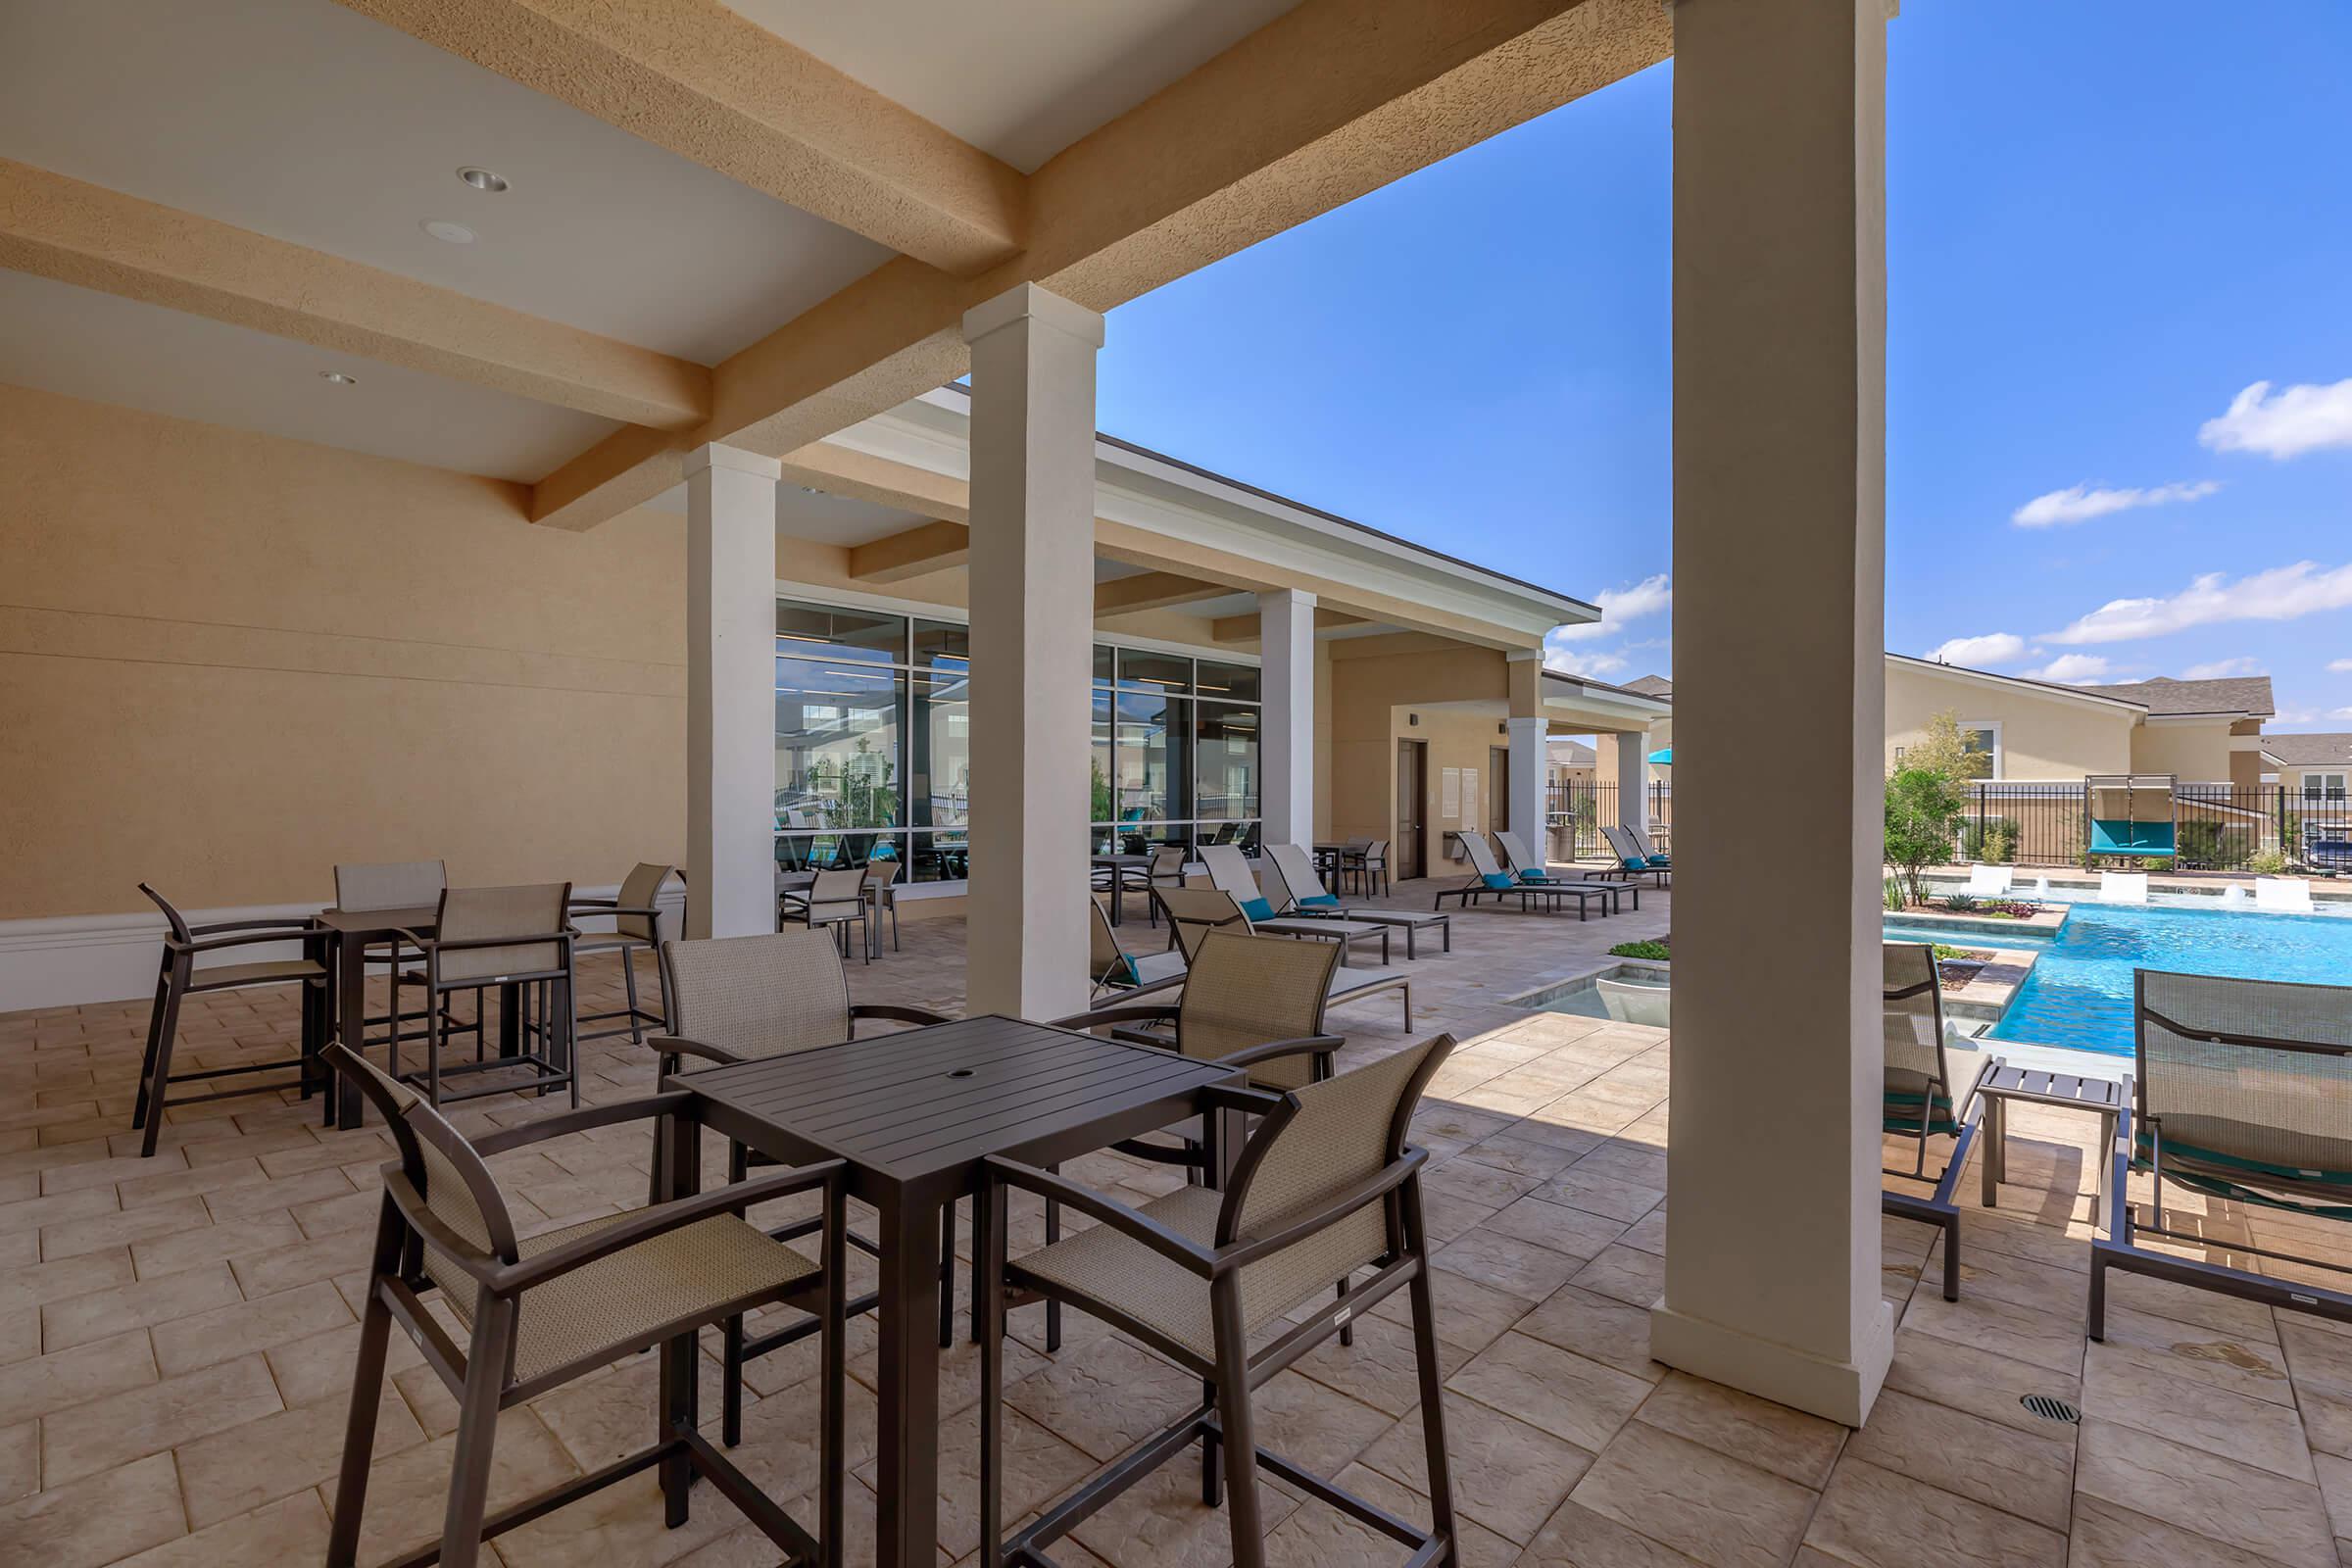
[1984,903,2352,1056]
[1882,921,2053,950]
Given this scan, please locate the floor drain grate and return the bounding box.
[2020,1394,2082,1424]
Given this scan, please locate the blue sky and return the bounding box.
[1096,1,2352,731]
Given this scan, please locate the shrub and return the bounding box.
[1942,893,1980,913]
[2248,849,2287,874]
[1885,875,1906,912]
[1608,939,1670,960]
[1958,817,2018,863]
[1886,765,1968,907]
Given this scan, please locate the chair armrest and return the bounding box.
[1200,1083,1286,1118]
[189,915,318,936]
[984,1156,1216,1278]
[646,1035,743,1067]
[1051,1002,1180,1031]
[851,1004,955,1029]
[470,1091,696,1156]
[566,897,618,910]
[1216,1034,1343,1071]
[171,926,328,956]
[493,1159,846,1295]
[1216,1148,1429,1269]
[377,1169,507,1287]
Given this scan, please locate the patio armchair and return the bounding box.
[1882,941,1995,1300]
[861,855,905,952]
[1437,832,1620,919]
[1262,843,1452,958]
[568,861,677,1045]
[130,883,330,1157]
[779,865,870,961]
[1151,884,1414,1027]
[335,858,484,1060]
[652,928,958,1442]
[323,1043,844,1568]
[393,883,579,1109]
[1197,842,1396,966]
[2090,968,2352,1338]
[975,1033,1461,1568]
[1089,892,1188,1000]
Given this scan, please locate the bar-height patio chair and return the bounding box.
[1437,831,1618,919]
[395,883,580,1109]
[1261,843,1452,958]
[779,865,870,961]
[977,1033,1461,1568]
[2089,969,2352,1339]
[336,858,483,1059]
[1598,824,1673,887]
[569,861,677,1045]
[1882,941,1995,1300]
[322,1044,845,1568]
[861,856,905,951]
[130,884,330,1156]
[1152,885,1413,1027]
[1494,828,1631,906]
[1357,837,1393,897]
[1146,843,1189,925]
[1090,893,1188,1000]
[1197,842,1394,965]
[653,929,958,1443]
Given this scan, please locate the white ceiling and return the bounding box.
[0,270,617,482]
[646,479,931,550]
[725,0,1303,173]
[0,0,891,364]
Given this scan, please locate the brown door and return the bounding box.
[1396,739,1427,880]
[1490,746,1511,837]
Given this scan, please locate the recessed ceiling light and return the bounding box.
[421,220,476,245]
[318,370,358,386]
[457,167,509,193]
[799,486,825,496]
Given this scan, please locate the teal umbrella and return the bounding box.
[1647,747,1674,765]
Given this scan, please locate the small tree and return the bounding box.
[1908,710,1986,782]
[1886,764,1967,907]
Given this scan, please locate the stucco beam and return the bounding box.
[846,519,971,583]
[1211,607,1367,643]
[0,159,712,430]
[331,0,1026,276]
[1094,572,1230,616]
[527,0,1671,531]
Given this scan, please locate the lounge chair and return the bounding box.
[1089,893,1187,1000]
[2099,870,2149,906]
[2090,970,2352,1339]
[1597,824,1672,887]
[1152,885,1412,1027]
[1437,831,1620,918]
[1961,864,2015,900]
[1619,824,1670,866]
[1494,829,1634,906]
[2256,876,2317,914]
[1596,977,1670,1027]
[1261,843,1452,958]
[1882,941,1995,1300]
[1196,842,1395,965]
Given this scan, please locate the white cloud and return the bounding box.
[2200,378,2352,459]
[2044,561,2352,645]
[2011,479,2220,528]
[2329,659,2352,673]
[1551,574,1671,642]
[2180,657,2266,680]
[1923,632,2027,667]
[1544,646,1629,678]
[2021,654,2112,683]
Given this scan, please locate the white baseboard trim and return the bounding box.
[1648,1296,1894,1427]
[0,884,689,1013]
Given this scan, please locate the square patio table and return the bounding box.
[660,1014,1243,1568]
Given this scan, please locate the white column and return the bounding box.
[1507,717,1545,859]
[1258,589,1316,848]
[684,443,780,940]
[1613,732,1651,841]
[962,282,1102,1020]
[1652,0,1894,1426]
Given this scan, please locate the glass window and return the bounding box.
[1194,660,1260,703]
[2309,772,2349,803]
[1093,645,1114,685]
[775,598,906,664]
[1954,724,1998,780]
[1105,689,1191,828]
[912,618,969,667]
[1195,701,1259,820]
[906,666,970,880]
[1115,648,1193,694]
[774,660,903,832]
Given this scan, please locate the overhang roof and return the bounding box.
[2262,732,2352,766]
[2075,674,2276,718]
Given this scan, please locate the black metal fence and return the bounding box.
[1544,780,1674,860]
[1956,782,2352,870]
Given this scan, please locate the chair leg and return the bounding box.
[820,1168,847,1568]
[562,969,579,1108]
[131,964,172,1132]
[138,963,187,1158]
[1336,1275,1353,1348]
[1044,1175,1061,1354]
[1209,1283,1267,1568]
[942,1200,958,1350]
[437,1300,517,1568]
[978,1179,1006,1567]
[722,1311,747,1448]
[1401,1182,1458,1566]
[1200,1374,1221,1505]
[621,948,644,1045]
[326,1205,406,1568]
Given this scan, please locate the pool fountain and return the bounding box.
[2223,885,2250,907]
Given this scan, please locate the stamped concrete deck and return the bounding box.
[5,876,2349,1567]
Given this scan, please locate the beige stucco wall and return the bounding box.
[1884,662,2134,780]
[2127,719,2236,784]
[0,385,687,919]
[1325,635,1510,875]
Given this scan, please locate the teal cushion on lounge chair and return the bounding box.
[1299,893,1342,907]
[1240,897,1275,922]
[1519,868,1551,882]
[2132,1127,2352,1220]
[1114,956,1139,986]
[1622,857,1647,871]
[1646,856,1671,868]
[1481,872,1517,891]
[1883,1090,1964,1138]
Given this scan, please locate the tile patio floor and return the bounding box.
[5,876,2351,1566]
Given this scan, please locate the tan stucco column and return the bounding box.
[961,283,1103,1019]
[684,443,781,939]
[1613,732,1651,841]
[1506,651,1546,858]
[1259,589,1316,848]
[1652,0,1895,1425]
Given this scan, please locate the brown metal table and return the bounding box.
[661,1014,1242,1568]
[316,905,525,1128]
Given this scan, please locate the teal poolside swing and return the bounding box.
[2086,773,2178,860]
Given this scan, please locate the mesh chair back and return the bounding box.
[433,884,570,986]
[662,930,853,1060]
[1262,845,1330,909]
[862,858,902,892]
[336,860,448,913]
[1493,830,1540,874]
[2138,969,2352,1190]
[1597,824,1638,863]
[1149,846,1187,880]
[1346,838,1372,854]
[1217,1034,1455,1309]
[138,883,194,943]
[1456,832,1505,879]
[1883,942,1959,1131]
[807,867,865,909]
[330,1045,515,1322]
[1088,894,1130,988]
[1178,929,1340,1090]
[1152,885,1252,961]
[1364,839,1389,862]
[613,862,676,942]
[1197,844,1262,903]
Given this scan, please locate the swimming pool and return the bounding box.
[1984,903,2352,1057]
